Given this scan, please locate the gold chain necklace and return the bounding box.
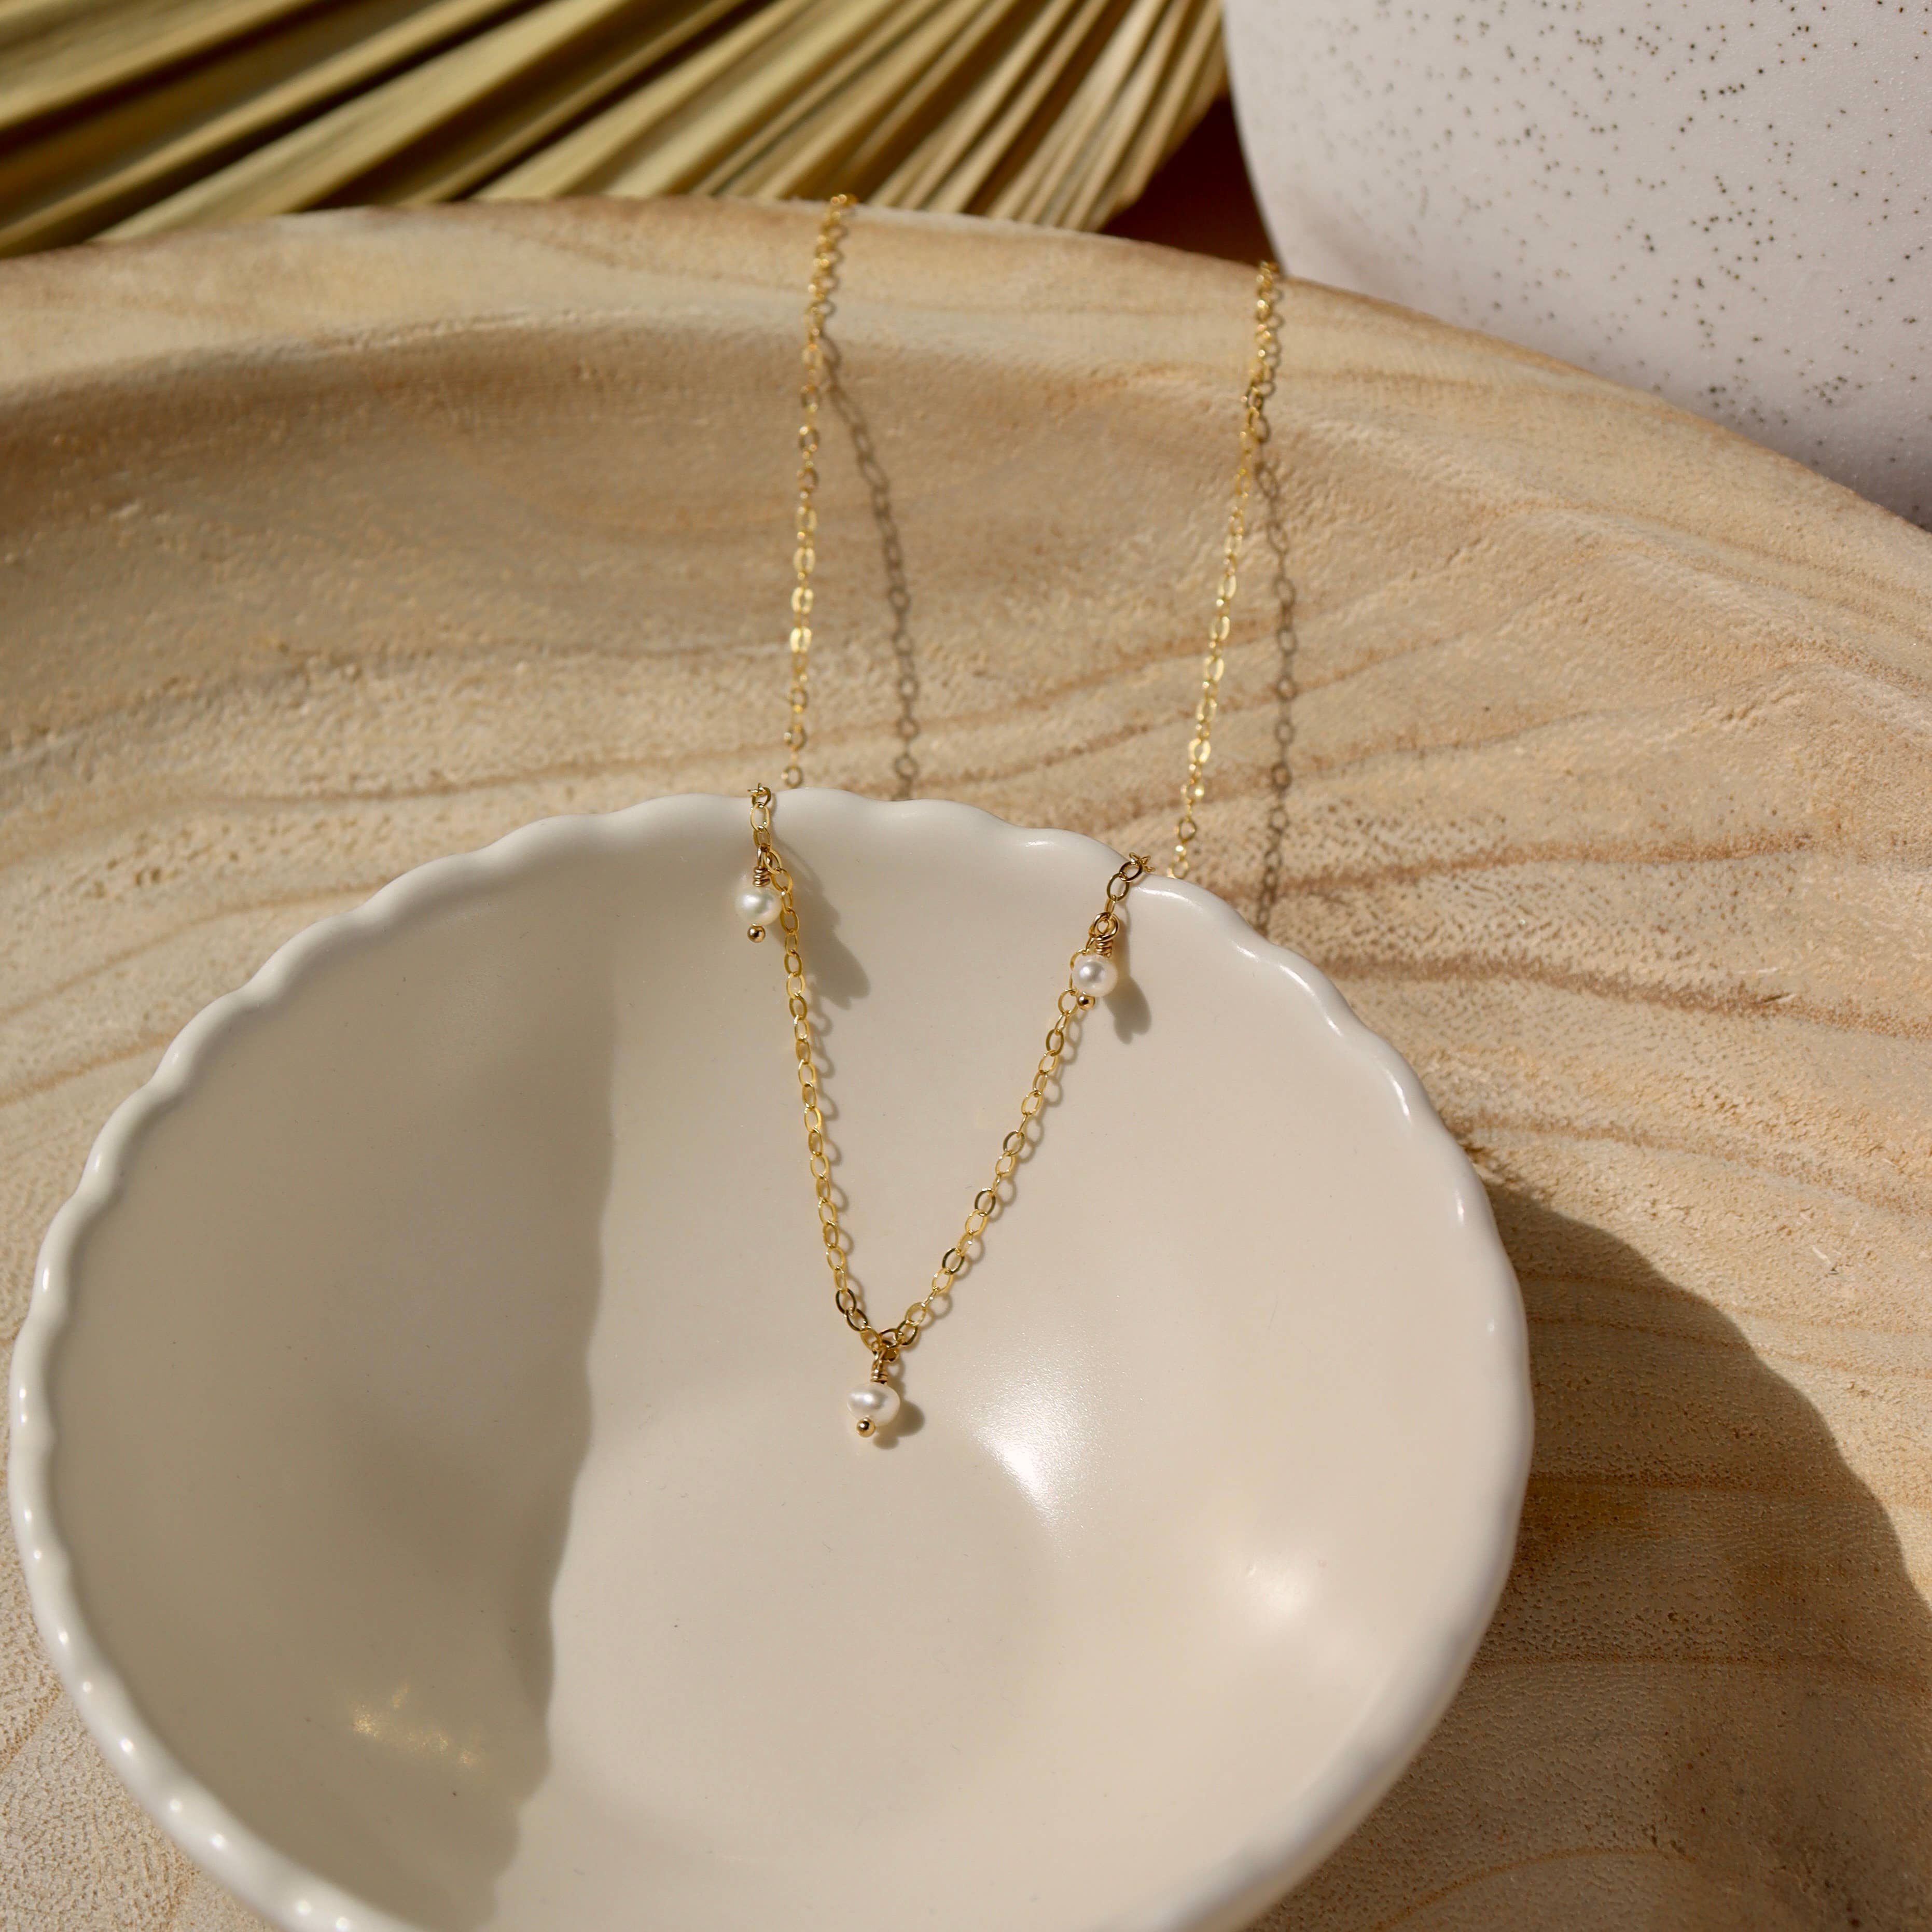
[741,196,1278,1438]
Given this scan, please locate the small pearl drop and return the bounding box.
[1071,951,1120,998]
[846,1382,901,1432]
[736,880,780,925]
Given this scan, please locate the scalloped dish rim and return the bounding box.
[9,789,1532,1932]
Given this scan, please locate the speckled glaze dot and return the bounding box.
[1227,0,1932,523]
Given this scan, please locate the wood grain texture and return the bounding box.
[2,197,1930,1931]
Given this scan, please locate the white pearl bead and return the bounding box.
[846,1382,901,1433]
[1071,951,1120,998]
[735,880,780,925]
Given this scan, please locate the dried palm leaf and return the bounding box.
[0,0,1224,254]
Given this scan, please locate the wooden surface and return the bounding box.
[2,198,1930,1930]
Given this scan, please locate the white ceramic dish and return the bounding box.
[10,788,1529,1932]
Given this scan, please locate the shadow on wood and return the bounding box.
[1268,1189,1932,1930]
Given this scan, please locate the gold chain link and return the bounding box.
[1171,258,1280,880]
[782,200,1278,853]
[781,193,854,789]
[750,785,1147,1368]
[760,209,1277,1392]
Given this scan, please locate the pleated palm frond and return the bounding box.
[0,0,1224,254]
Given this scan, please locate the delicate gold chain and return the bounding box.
[749,785,1147,1373]
[782,193,854,789]
[759,210,1277,1417]
[781,204,1279,848]
[1171,258,1280,880]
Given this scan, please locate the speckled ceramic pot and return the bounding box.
[1226,0,1932,523]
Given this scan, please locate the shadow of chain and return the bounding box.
[824,337,920,800]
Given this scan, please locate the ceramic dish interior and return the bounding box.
[10,788,1530,1932]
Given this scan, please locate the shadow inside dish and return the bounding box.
[49,858,619,1930]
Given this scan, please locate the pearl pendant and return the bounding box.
[1071,950,1120,998]
[846,1381,901,1438]
[736,880,780,927]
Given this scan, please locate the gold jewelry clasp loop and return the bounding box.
[1084,854,1151,954]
